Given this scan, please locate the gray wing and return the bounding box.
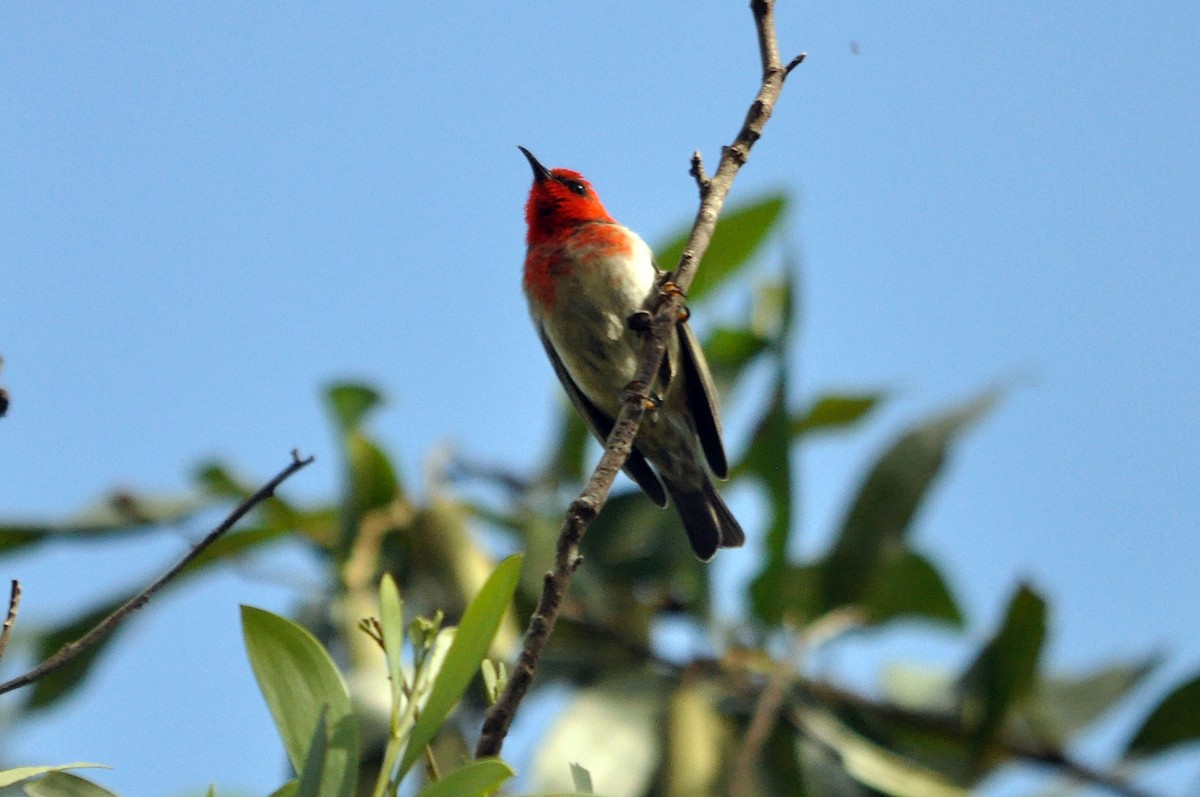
[536,323,668,507]
[677,320,728,479]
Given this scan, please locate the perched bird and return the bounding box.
[518,147,744,561]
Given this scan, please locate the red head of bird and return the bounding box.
[519,146,615,246]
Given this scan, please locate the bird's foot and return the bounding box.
[626,310,653,335]
[621,380,660,413]
[656,279,691,322]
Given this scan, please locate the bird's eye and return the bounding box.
[564,180,587,196]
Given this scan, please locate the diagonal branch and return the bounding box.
[474,0,804,759]
[0,580,20,660]
[0,450,314,697]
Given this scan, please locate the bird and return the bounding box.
[518,146,744,561]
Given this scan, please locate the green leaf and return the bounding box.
[294,708,329,797]
[346,432,401,519]
[26,598,131,710]
[325,382,384,434]
[188,525,291,569]
[821,387,1000,611]
[792,392,885,435]
[412,760,514,797]
[799,707,971,797]
[546,404,589,487]
[745,269,798,625]
[774,563,824,622]
[1126,672,1200,758]
[0,765,107,790]
[569,763,594,794]
[0,490,209,555]
[581,488,685,581]
[397,555,523,780]
[1024,659,1157,745]
[63,491,207,532]
[959,583,1047,748]
[22,772,119,797]
[656,193,788,302]
[378,573,406,714]
[266,782,299,797]
[864,550,963,628]
[193,460,253,500]
[241,606,359,797]
[27,523,291,710]
[702,327,771,388]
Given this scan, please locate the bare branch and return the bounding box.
[690,150,711,196]
[0,450,314,697]
[474,0,803,759]
[0,581,20,660]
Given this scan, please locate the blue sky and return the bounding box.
[2,3,1198,795]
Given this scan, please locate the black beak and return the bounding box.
[518,146,552,182]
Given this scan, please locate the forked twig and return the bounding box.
[0,450,314,697]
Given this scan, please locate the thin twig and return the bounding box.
[474,0,802,759]
[0,581,20,660]
[729,633,802,797]
[0,450,314,697]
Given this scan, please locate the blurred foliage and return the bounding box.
[2,192,1199,797]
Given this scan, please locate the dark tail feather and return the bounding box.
[664,477,745,562]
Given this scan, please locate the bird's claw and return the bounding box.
[658,279,687,301]
[622,381,660,413]
[656,279,691,322]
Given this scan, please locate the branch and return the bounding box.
[0,581,20,660]
[0,450,314,697]
[474,0,803,759]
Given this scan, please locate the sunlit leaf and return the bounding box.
[799,707,971,797]
[530,672,667,797]
[241,606,358,797]
[397,555,523,780]
[663,678,732,797]
[22,771,119,797]
[656,193,788,302]
[821,387,1001,611]
[1126,672,1200,758]
[881,664,957,714]
[959,583,1046,748]
[0,765,107,790]
[413,759,514,797]
[378,573,405,713]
